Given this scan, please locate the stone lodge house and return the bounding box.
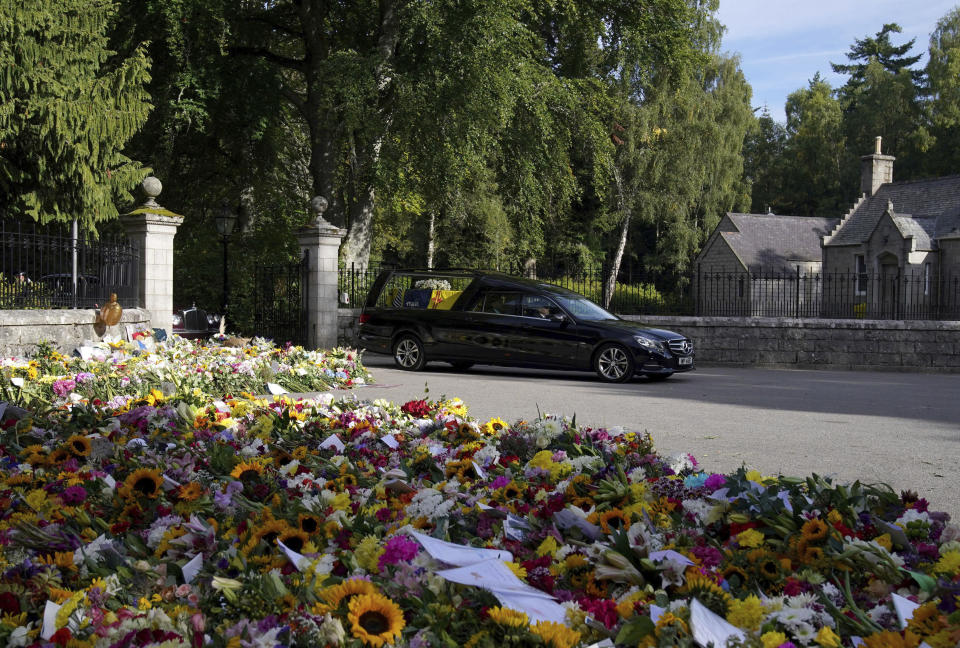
[697,137,960,318]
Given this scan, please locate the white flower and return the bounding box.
[896,509,931,525]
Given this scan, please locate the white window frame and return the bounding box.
[855,255,867,295]
[924,262,931,296]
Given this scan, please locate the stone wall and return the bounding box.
[0,309,152,357]
[625,315,960,372]
[338,308,361,348]
[337,308,960,372]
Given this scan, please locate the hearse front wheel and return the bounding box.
[393,334,426,371]
[594,343,634,383]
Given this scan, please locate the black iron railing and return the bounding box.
[695,268,960,320]
[337,260,690,315]
[0,219,139,309]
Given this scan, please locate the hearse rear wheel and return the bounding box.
[393,334,426,371]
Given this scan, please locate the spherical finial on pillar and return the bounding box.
[310,195,331,228]
[142,176,162,207]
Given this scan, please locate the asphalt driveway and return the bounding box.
[333,354,960,520]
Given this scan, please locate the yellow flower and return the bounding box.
[726,594,765,631]
[801,518,829,542]
[482,417,509,435]
[933,549,960,575]
[745,469,764,483]
[815,625,841,648]
[531,620,581,648]
[861,630,922,648]
[119,468,163,500]
[230,460,266,481]
[761,631,788,648]
[137,596,152,610]
[488,606,529,628]
[316,577,379,613]
[736,528,765,548]
[505,562,528,579]
[536,536,560,557]
[355,535,384,574]
[346,592,405,647]
[874,533,893,552]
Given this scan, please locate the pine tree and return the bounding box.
[0,0,152,229]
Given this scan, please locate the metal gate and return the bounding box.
[252,251,309,347]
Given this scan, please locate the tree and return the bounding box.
[925,7,960,176]
[779,75,849,216]
[743,107,787,214]
[831,23,923,94]
[0,0,152,228]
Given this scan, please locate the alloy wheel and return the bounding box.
[394,337,422,369]
[597,346,630,381]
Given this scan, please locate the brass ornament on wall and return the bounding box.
[99,294,123,327]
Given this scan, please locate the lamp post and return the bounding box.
[215,202,238,316]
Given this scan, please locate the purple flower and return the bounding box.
[378,534,420,570]
[76,372,96,384]
[60,485,87,505]
[704,473,727,491]
[489,475,510,489]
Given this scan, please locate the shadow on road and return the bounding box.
[359,354,960,427]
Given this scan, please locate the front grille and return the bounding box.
[667,338,693,355]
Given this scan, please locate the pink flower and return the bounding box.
[378,534,420,570]
[52,378,76,397]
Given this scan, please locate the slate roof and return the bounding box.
[717,213,839,272]
[825,175,960,247]
[890,215,936,251]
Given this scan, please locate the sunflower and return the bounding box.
[346,592,405,647]
[65,435,91,457]
[487,606,530,628]
[230,460,265,481]
[120,468,163,499]
[47,447,71,465]
[532,620,581,648]
[861,630,922,648]
[174,482,204,502]
[682,574,732,616]
[278,529,310,553]
[800,518,829,542]
[498,482,524,501]
[319,577,380,611]
[4,473,33,487]
[242,519,290,556]
[482,417,509,436]
[596,509,631,534]
[298,513,323,535]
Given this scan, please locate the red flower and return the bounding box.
[50,627,72,646]
[401,399,431,417]
[0,591,19,615]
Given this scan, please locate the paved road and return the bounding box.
[335,354,960,520]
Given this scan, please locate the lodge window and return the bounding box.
[855,255,867,295]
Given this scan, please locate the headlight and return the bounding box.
[633,336,662,352]
[172,313,183,328]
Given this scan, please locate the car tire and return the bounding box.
[393,334,426,371]
[593,343,634,383]
[646,373,672,382]
[449,361,474,371]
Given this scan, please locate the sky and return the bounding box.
[715,0,959,124]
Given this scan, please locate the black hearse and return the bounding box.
[357,269,694,382]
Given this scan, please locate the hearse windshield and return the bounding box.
[552,291,618,321]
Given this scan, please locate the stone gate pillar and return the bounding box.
[120,177,183,333]
[297,196,346,350]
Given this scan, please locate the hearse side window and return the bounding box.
[473,291,521,315]
[521,294,563,319]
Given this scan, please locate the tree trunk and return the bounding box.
[426,210,436,269]
[605,165,631,309]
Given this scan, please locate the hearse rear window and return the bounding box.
[374,273,472,310]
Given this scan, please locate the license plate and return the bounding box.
[678,356,693,365]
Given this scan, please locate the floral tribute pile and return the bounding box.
[0,346,958,647]
[0,337,370,406]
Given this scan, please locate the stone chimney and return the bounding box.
[860,136,895,196]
